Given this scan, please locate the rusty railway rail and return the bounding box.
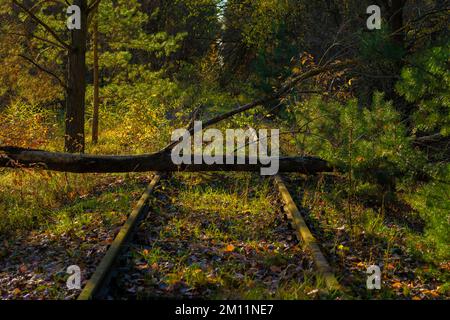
[78,173,162,300]
[77,173,340,300]
[275,175,341,292]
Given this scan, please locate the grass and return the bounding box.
[0,169,152,237]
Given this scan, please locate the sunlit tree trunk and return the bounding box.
[65,0,88,153]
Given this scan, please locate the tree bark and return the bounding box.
[92,6,99,144]
[0,147,332,174]
[375,0,406,47]
[65,0,88,153]
[389,0,406,48]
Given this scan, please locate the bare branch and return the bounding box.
[6,31,67,50]
[18,54,68,91]
[12,0,70,50]
[88,0,101,13]
[161,60,357,152]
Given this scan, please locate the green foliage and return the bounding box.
[97,0,186,56]
[0,102,57,148]
[220,0,309,91]
[230,0,289,49]
[290,93,423,190]
[396,41,450,136]
[289,92,449,265]
[358,27,405,62]
[0,2,65,105]
[143,0,221,65]
[86,69,183,153]
[89,0,187,78]
[405,166,450,262]
[250,22,299,94]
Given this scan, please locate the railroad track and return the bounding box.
[274,175,340,291]
[78,173,340,300]
[78,173,162,300]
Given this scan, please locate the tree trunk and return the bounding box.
[0,147,332,174]
[388,0,406,48]
[92,6,99,144]
[65,0,88,153]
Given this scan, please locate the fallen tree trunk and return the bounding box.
[0,147,332,174]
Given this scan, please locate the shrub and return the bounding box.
[289,93,424,192]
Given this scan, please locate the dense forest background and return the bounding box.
[0,0,448,299]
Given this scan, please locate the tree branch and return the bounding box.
[414,133,444,143]
[161,60,356,152]
[18,54,68,91]
[6,31,67,50]
[88,0,101,13]
[12,0,71,50]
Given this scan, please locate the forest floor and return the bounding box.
[0,173,154,299]
[0,171,448,299]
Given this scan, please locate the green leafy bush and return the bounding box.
[404,165,450,262]
[396,41,450,136]
[290,93,423,192]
